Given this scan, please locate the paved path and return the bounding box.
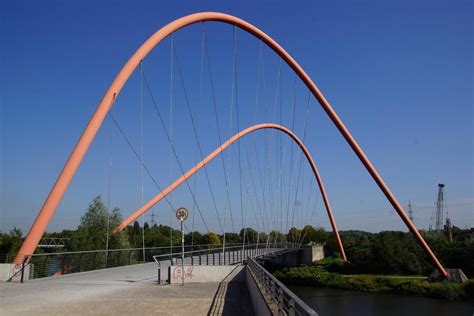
[0,248,288,314]
[0,262,254,315]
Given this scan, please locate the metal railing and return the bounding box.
[14,243,248,281]
[13,242,293,281]
[153,243,293,284]
[153,243,286,267]
[247,257,318,316]
[0,254,10,263]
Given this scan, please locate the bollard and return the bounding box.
[157,265,161,284]
[61,255,65,274]
[128,250,133,266]
[20,258,25,283]
[79,253,84,272]
[92,252,98,270]
[43,256,49,278]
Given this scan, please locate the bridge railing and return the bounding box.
[247,257,318,316]
[153,243,288,267]
[14,242,292,281]
[14,243,239,280]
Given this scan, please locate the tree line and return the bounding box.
[1,196,472,278]
[0,196,328,261]
[323,228,473,277]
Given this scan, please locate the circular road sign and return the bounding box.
[175,207,189,222]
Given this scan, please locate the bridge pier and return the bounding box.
[268,244,324,268]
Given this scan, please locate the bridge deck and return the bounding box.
[0,263,254,315]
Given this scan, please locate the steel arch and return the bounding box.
[14,12,447,277]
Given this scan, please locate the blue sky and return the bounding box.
[1,0,472,234]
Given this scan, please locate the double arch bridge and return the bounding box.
[13,12,448,280]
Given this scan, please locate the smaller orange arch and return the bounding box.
[114,123,347,261]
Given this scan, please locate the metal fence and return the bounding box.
[154,243,285,266]
[0,254,10,263]
[247,257,318,316]
[15,242,290,281]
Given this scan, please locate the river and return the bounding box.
[288,285,474,315]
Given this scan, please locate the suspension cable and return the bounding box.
[250,40,269,235]
[223,26,237,254]
[297,191,321,248]
[202,24,235,241]
[231,27,246,256]
[140,62,146,260]
[106,111,114,253]
[169,34,174,254]
[243,147,265,232]
[107,112,193,233]
[265,58,282,247]
[173,43,224,234]
[285,76,298,240]
[277,74,297,239]
[244,145,267,231]
[141,70,210,233]
[191,24,206,250]
[290,91,312,245]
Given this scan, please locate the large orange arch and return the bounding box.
[113,123,347,260]
[14,12,447,277]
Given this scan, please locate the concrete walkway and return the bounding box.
[0,263,254,315]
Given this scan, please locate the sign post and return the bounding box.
[175,207,189,286]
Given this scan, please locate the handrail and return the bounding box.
[12,243,292,281]
[16,243,246,258]
[247,257,318,316]
[152,243,282,262]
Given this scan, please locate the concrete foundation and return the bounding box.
[428,268,469,283]
[0,263,32,282]
[271,244,324,267]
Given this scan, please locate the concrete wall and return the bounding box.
[245,268,272,316]
[168,265,244,284]
[0,263,32,282]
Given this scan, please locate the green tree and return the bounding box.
[287,227,301,243]
[72,196,129,251]
[202,232,221,245]
[301,225,329,244]
[0,227,23,261]
[270,230,287,243]
[223,232,241,244]
[185,231,203,245]
[240,228,259,243]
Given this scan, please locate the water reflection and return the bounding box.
[289,285,474,316]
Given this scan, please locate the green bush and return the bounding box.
[463,280,474,299]
[394,281,465,301]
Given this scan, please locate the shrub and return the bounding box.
[463,280,474,299]
[394,281,465,301]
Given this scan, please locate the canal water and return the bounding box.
[288,285,474,316]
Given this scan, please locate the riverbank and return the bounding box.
[273,258,474,301]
